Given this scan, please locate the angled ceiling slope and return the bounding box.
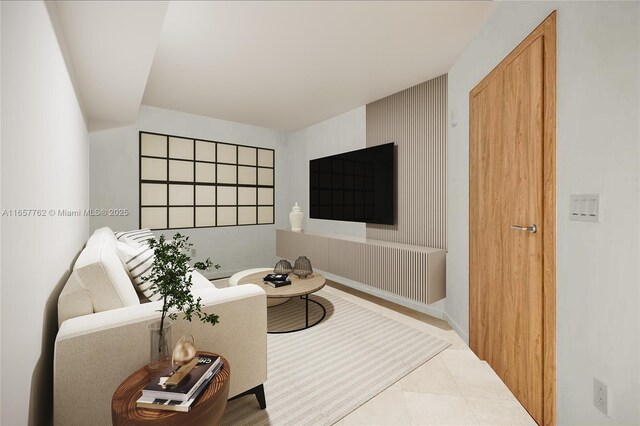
[52,1,168,129]
[54,1,494,132]
[143,1,495,131]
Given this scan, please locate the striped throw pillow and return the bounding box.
[116,242,161,301]
[115,229,155,247]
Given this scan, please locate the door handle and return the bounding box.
[510,224,537,234]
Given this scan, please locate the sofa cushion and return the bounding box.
[190,270,217,291]
[74,240,140,308]
[86,226,117,247]
[118,235,143,249]
[116,241,161,301]
[58,270,93,327]
[115,228,155,246]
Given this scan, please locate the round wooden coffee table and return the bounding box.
[238,271,326,333]
[112,352,230,426]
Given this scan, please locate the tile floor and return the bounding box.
[324,283,536,426]
[212,277,536,425]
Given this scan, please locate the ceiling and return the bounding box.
[54,1,495,131]
[52,1,168,128]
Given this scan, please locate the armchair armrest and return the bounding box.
[54,285,266,426]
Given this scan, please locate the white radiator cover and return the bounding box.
[276,229,445,305]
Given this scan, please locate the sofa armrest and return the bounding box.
[54,285,266,426]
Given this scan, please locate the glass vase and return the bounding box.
[148,319,173,369]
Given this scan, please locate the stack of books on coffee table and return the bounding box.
[136,354,223,412]
[263,273,292,288]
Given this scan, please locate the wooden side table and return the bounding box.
[112,352,230,426]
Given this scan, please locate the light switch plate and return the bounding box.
[570,194,600,222]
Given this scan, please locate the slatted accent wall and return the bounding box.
[366,74,447,249]
[277,230,446,304]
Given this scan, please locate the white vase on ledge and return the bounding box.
[289,202,303,232]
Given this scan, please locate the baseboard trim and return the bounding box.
[318,269,446,320]
[443,312,469,344]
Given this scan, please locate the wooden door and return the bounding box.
[469,12,556,425]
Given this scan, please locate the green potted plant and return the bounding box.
[143,233,220,364]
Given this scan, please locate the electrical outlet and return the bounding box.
[594,378,608,415]
[191,248,196,257]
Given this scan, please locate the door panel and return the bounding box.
[470,20,552,425]
[500,36,545,419]
[470,73,505,368]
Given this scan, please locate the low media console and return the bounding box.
[276,229,445,305]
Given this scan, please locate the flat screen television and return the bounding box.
[309,143,394,225]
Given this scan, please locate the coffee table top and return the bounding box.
[237,271,326,298]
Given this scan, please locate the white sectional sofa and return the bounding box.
[54,227,267,425]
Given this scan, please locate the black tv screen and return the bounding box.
[309,143,394,225]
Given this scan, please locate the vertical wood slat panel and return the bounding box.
[366,74,447,249]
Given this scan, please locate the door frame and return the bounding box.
[468,11,556,425]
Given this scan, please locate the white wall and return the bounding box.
[446,2,640,424]
[1,2,89,424]
[89,105,287,278]
[282,106,367,237]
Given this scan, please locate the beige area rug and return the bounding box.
[222,289,450,425]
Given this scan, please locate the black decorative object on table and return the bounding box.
[273,259,293,274]
[293,256,313,279]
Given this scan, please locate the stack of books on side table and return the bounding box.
[263,273,292,288]
[136,354,223,412]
